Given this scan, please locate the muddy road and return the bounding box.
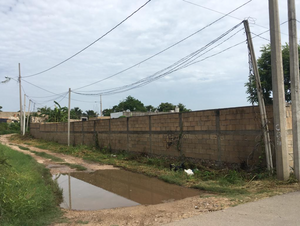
[0,134,233,226]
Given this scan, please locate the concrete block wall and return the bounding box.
[30,105,293,166]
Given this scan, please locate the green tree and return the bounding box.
[145,105,155,112]
[48,101,68,122]
[35,103,68,122]
[245,43,300,105]
[157,102,175,112]
[115,96,147,112]
[36,106,52,116]
[84,110,98,118]
[103,108,115,116]
[70,107,83,119]
[0,106,2,112]
[178,103,191,112]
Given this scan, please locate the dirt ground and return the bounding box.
[0,134,235,226]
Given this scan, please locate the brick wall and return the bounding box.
[30,105,293,167]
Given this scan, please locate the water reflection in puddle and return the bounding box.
[54,169,202,210]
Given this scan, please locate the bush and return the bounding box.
[0,122,20,135]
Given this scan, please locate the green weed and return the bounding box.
[0,122,20,135]
[18,145,30,151]
[61,163,87,171]
[29,150,64,162]
[0,143,62,225]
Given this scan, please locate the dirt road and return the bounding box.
[0,134,234,226]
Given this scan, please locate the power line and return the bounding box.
[22,79,66,95]
[251,32,270,42]
[182,0,290,37]
[30,92,69,107]
[182,0,242,21]
[22,0,152,78]
[73,0,252,91]
[72,22,244,96]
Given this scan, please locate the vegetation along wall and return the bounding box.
[30,106,293,168]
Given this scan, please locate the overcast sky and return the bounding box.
[1,0,299,113]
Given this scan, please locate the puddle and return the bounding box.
[54,169,202,210]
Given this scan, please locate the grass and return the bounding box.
[75,220,89,224]
[0,122,20,135]
[18,145,30,150]
[14,143,87,171]
[61,163,87,171]
[0,143,62,226]
[29,150,64,162]
[8,134,300,203]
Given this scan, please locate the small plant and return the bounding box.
[61,163,87,171]
[219,170,244,186]
[29,150,64,162]
[18,145,30,151]
[76,220,89,224]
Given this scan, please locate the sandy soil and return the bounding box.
[0,134,234,226]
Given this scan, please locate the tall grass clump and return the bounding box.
[0,122,20,135]
[0,143,62,226]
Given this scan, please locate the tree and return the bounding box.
[35,102,68,122]
[145,105,155,112]
[84,110,98,118]
[157,102,175,112]
[70,107,83,119]
[103,108,114,117]
[178,103,191,112]
[102,96,191,116]
[245,44,300,105]
[114,96,147,112]
[0,106,2,112]
[48,101,68,122]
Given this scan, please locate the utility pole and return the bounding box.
[288,0,300,181]
[18,63,23,134]
[244,20,273,171]
[100,95,103,117]
[68,88,71,146]
[23,94,26,135]
[26,100,31,132]
[268,0,289,180]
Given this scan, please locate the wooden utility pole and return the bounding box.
[244,20,273,171]
[23,94,26,135]
[268,0,289,180]
[68,88,71,146]
[26,100,31,132]
[68,173,72,210]
[288,0,300,181]
[18,63,23,133]
[100,95,103,117]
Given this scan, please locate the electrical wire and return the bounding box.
[72,22,244,96]
[73,0,252,91]
[251,32,270,42]
[182,0,289,36]
[22,79,66,96]
[22,0,152,78]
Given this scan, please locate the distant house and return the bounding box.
[0,112,20,123]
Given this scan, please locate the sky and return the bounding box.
[0,0,299,113]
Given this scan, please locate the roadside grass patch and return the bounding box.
[0,143,62,226]
[192,184,249,195]
[0,122,20,135]
[18,145,30,150]
[29,150,64,162]
[75,220,89,224]
[61,163,87,171]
